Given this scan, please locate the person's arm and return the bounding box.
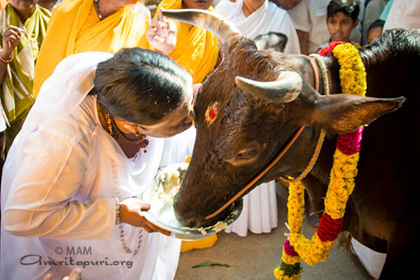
[286,0,311,55]
[0,26,24,84]
[296,29,309,55]
[277,10,302,54]
[2,127,117,239]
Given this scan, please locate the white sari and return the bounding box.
[1,52,195,279]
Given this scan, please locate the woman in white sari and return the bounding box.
[1,48,196,280]
[215,0,300,237]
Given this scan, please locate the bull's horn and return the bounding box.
[235,71,302,103]
[162,9,240,42]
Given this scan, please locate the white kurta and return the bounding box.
[215,0,299,236]
[1,52,195,280]
[351,239,386,279]
[215,0,301,54]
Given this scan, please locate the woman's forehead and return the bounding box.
[140,103,191,129]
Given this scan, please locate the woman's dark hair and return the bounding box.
[327,0,360,22]
[92,48,192,125]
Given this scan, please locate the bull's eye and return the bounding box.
[226,142,263,166]
[236,149,257,160]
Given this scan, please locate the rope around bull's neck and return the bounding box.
[310,54,331,96]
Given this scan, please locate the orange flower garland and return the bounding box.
[274,42,366,279]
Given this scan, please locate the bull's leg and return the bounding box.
[302,175,328,225]
[379,225,419,279]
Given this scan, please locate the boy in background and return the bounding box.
[318,0,361,51]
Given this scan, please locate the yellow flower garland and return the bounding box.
[333,44,367,97]
[275,43,366,279]
[288,149,359,266]
[325,151,360,219]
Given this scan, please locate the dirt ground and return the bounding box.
[174,183,372,280]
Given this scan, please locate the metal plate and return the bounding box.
[141,163,242,240]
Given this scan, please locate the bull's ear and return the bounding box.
[312,94,406,134]
[254,32,288,52]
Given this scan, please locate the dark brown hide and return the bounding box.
[174,28,418,279]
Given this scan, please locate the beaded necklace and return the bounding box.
[99,104,149,152]
[110,116,149,149]
[93,0,103,21]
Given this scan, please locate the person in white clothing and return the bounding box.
[383,0,420,30]
[214,0,299,237]
[215,0,301,54]
[1,48,196,280]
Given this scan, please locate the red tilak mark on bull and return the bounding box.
[205,102,219,125]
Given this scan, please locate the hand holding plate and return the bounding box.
[119,197,171,236]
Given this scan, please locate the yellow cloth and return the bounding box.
[155,0,219,83]
[34,0,150,96]
[181,234,218,252]
[0,0,8,10]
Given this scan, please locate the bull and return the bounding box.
[163,9,419,279]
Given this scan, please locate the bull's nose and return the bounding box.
[174,208,190,225]
[173,197,196,226]
[173,206,208,228]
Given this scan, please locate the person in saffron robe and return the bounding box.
[33,0,151,97]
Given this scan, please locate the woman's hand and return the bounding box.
[119,197,171,236]
[1,26,24,59]
[146,9,177,54]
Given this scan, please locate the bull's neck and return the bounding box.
[280,125,333,185]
